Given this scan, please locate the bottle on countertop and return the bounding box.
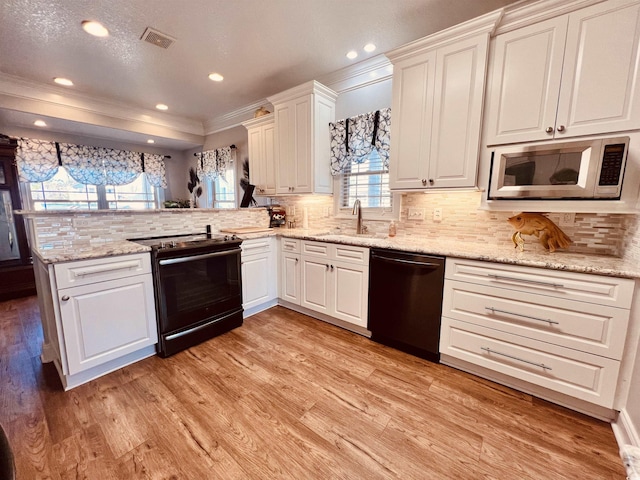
[388,221,396,237]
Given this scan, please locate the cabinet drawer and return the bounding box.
[443,280,629,359]
[54,253,151,289]
[332,244,369,266]
[440,318,620,408]
[241,237,272,256]
[302,240,331,258]
[281,238,300,253]
[445,258,634,309]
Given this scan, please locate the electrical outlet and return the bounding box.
[433,208,443,222]
[72,218,91,228]
[407,207,425,221]
[559,212,575,226]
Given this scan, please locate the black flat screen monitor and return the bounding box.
[240,184,255,208]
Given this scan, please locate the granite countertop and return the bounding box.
[33,228,640,279]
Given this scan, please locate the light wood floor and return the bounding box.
[1,296,626,479]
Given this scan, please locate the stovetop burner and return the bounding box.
[129,232,240,252]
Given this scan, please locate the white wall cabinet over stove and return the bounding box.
[440,258,635,417]
[241,237,277,317]
[485,0,640,145]
[34,253,158,390]
[243,114,276,196]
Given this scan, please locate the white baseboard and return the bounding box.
[613,408,640,449]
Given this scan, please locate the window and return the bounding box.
[339,149,392,209]
[213,167,236,208]
[26,168,160,211]
[29,168,99,210]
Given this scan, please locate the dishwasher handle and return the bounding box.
[371,253,442,270]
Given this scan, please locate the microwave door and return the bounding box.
[489,146,600,199]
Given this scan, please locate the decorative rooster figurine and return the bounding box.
[507,213,572,253]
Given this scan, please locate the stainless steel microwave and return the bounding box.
[488,136,630,200]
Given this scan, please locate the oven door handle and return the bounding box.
[158,249,239,266]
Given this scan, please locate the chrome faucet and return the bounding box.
[352,199,363,234]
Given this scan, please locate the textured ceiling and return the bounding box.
[0,0,520,128]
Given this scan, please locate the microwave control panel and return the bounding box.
[598,143,626,186]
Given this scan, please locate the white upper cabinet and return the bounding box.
[388,11,502,190]
[243,114,276,195]
[486,0,640,145]
[267,81,337,195]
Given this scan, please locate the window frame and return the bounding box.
[21,168,164,211]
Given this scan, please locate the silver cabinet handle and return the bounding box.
[61,295,70,301]
[557,125,566,133]
[330,265,334,271]
[481,347,552,370]
[325,264,329,270]
[546,126,554,133]
[421,179,427,186]
[429,178,434,185]
[295,258,298,264]
[487,274,564,288]
[485,307,559,325]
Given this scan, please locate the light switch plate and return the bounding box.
[559,212,575,226]
[433,208,443,222]
[408,207,425,221]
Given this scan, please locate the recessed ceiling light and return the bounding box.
[81,20,109,37]
[155,103,169,111]
[364,43,376,53]
[34,120,47,127]
[147,139,155,144]
[54,77,74,86]
[346,50,358,60]
[208,72,224,82]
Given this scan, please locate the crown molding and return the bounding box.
[267,80,338,105]
[386,9,504,63]
[0,73,205,140]
[318,55,393,94]
[203,98,272,135]
[495,0,605,35]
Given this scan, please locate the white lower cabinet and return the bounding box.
[35,253,158,390]
[300,241,369,329]
[279,238,369,330]
[440,258,634,413]
[241,237,277,317]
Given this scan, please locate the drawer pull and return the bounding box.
[480,347,552,371]
[72,260,141,277]
[487,274,564,289]
[485,307,559,325]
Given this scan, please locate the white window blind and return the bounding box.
[339,150,391,209]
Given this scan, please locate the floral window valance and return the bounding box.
[330,107,391,175]
[197,146,235,180]
[15,138,167,187]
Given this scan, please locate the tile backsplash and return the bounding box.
[27,191,637,259]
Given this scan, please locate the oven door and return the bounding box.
[155,247,242,335]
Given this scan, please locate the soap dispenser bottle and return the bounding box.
[388,221,396,237]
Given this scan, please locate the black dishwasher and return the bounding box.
[368,248,445,363]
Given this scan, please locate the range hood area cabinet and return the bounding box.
[485,0,640,145]
[387,11,503,191]
[243,114,276,196]
[267,81,337,195]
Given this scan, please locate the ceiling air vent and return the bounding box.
[140,27,176,49]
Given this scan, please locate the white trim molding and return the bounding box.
[613,408,640,448]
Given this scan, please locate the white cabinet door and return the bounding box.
[389,50,436,190]
[429,34,489,188]
[557,0,640,138]
[241,254,272,310]
[389,32,490,190]
[245,116,276,195]
[486,16,568,144]
[280,252,300,305]
[487,0,640,145]
[301,257,331,314]
[275,96,312,194]
[58,274,157,375]
[331,261,369,328]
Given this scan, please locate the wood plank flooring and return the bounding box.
[0,297,626,479]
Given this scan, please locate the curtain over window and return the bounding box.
[329,107,391,175]
[197,146,234,180]
[15,138,167,188]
